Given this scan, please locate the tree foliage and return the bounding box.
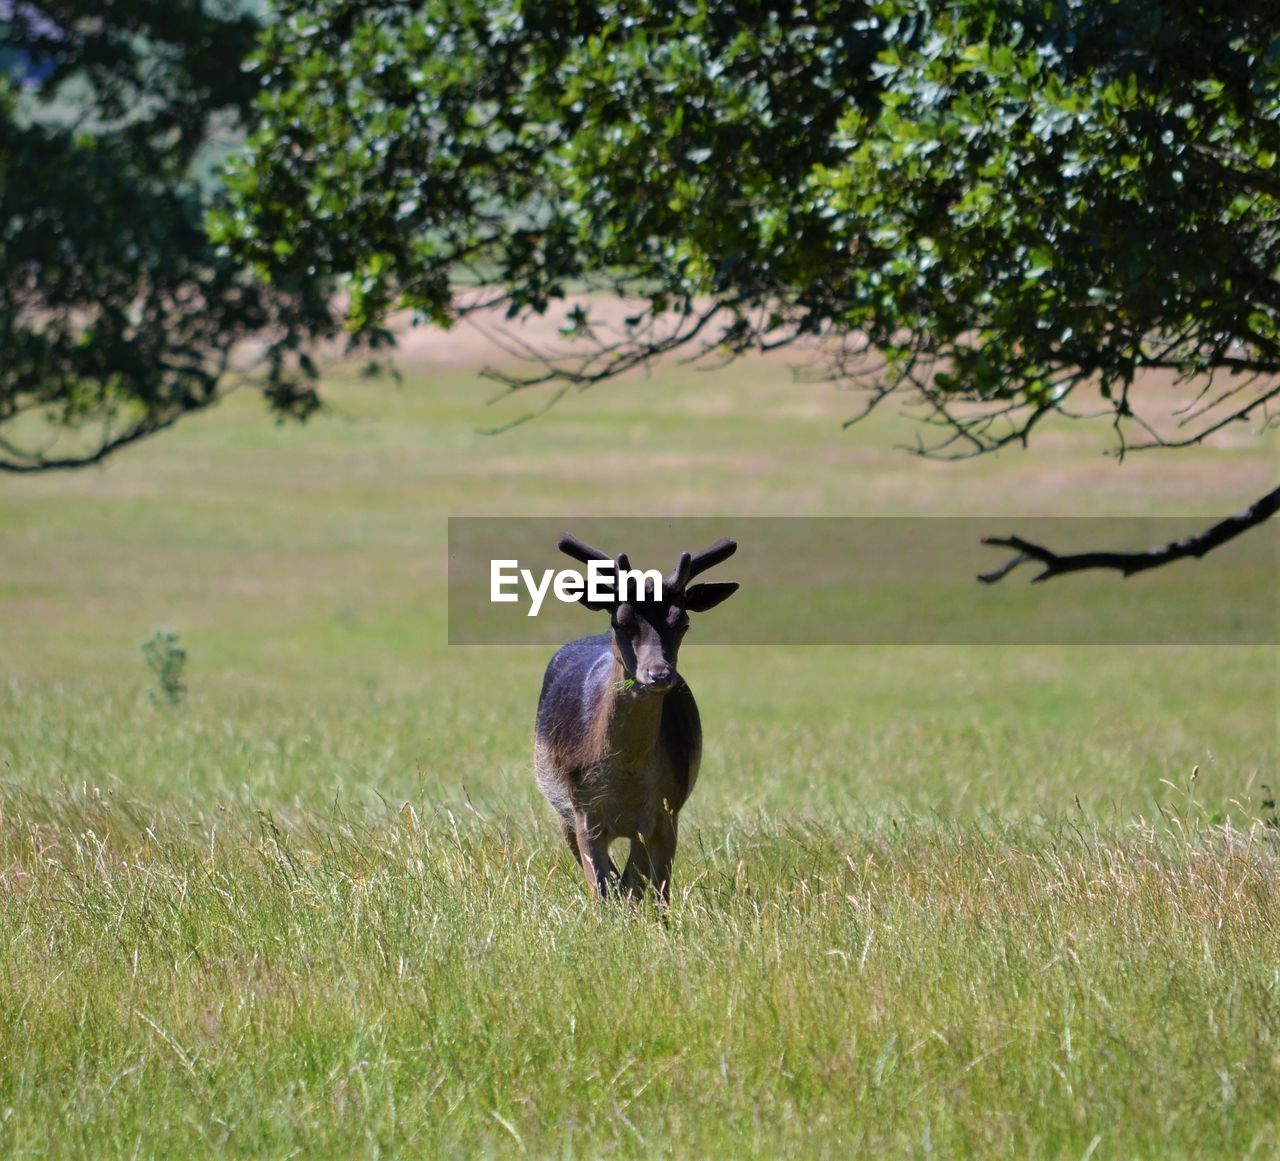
[221,0,1280,456]
[0,0,349,473]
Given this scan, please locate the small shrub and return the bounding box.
[141,629,187,708]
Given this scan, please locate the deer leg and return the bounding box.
[556,812,583,867]
[622,817,678,905]
[646,815,678,906]
[574,813,620,899]
[620,838,652,900]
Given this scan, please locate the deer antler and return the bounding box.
[557,534,612,564]
[563,534,736,597]
[685,537,737,582]
[664,551,692,593]
[665,538,736,592]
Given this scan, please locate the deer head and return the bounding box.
[556,534,739,693]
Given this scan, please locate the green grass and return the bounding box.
[4,784,1278,1158]
[2,351,1278,1157]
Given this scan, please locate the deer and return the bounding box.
[534,533,739,904]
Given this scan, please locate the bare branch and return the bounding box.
[977,484,1280,584]
[0,405,207,474]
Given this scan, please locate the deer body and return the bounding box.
[533,537,738,902]
[536,632,701,897]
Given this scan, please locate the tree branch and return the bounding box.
[977,483,1280,584]
[0,387,230,474]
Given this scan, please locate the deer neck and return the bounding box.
[593,652,666,764]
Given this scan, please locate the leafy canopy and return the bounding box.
[0,0,353,473]
[222,0,1280,455]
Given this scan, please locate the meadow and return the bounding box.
[1,336,1277,1158]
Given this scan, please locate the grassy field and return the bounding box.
[1,343,1278,1157]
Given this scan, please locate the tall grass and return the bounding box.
[3,776,1277,1158]
[2,359,1276,1155]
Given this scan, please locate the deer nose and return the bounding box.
[644,665,675,689]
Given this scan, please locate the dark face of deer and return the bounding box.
[554,534,741,697]
[610,597,689,694]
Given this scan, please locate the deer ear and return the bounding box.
[683,582,738,612]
